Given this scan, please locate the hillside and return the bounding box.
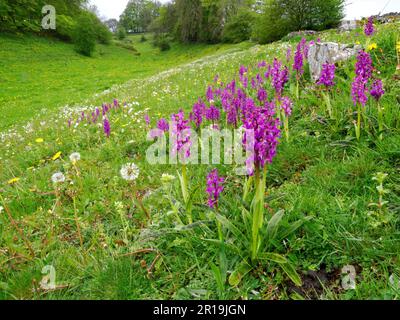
[0,21,400,300]
[0,33,248,130]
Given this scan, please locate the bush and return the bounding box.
[253,3,290,44]
[96,22,113,45]
[55,15,76,41]
[117,27,127,40]
[140,35,147,42]
[153,34,171,51]
[254,0,345,44]
[158,38,171,51]
[222,11,254,43]
[73,14,97,56]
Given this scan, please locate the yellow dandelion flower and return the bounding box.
[35,138,44,143]
[367,43,378,51]
[7,177,20,185]
[396,41,400,53]
[52,151,62,161]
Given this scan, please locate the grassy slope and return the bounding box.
[0,33,248,130]
[0,23,400,300]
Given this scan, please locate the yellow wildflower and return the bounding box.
[35,138,44,143]
[7,177,20,185]
[367,43,377,51]
[396,41,400,53]
[52,151,62,161]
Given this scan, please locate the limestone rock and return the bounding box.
[308,42,362,81]
[338,20,358,32]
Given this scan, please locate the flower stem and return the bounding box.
[283,111,289,142]
[356,103,362,141]
[72,197,83,248]
[251,166,267,262]
[377,101,384,140]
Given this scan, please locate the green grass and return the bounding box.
[0,33,249,130]
[0,23,400,300]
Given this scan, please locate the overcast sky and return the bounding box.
[90,0,399,21]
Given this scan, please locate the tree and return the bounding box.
[0,0,88,33]
[175,0,203,42]
[104,19,119,33]
[254,0,345,43]
[149,2,178,35]
[222,9,255,43]
[73,12,97,56]
[119,0,161,33]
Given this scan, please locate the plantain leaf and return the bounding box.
[278,216,312,240]
[228,261,252,287]
[215,213,246,244]
[266,210,285,240]
[260,252,288,264]
[279,262,302,287]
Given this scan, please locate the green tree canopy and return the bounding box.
[119,0,161,33]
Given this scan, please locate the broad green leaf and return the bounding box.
[210,262,224,293]
[266,209,285,240]
[279,262,302,287]
[215,214,246,244]
[278,216,312,240]
[260,252,287,264]
[228,261,252,287]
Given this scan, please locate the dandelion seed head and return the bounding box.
[52,172,66,184]
[120,163,140,181]
[69,152,81,163]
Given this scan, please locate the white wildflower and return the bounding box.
[120,163,140,181]
[69,152,81,163]
[161,173,176,184]
[0,206,3,214]
[51,172,66,184]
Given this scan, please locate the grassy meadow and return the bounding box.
[0,33,247,130]
[0,22,400,300]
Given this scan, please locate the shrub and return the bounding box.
[222,11,254,44]
[153,34,171,51]
[253,4,290,44]
[96,22,113,45]
[254,0,345,44]
[55,15,76,41]
[117,27,127,40]
[158,38,171,51]
[73,13,97,56]
[140,35,147,42]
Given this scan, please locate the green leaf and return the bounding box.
[215,214,246,244]
[202,239,241,255]
[228,261,252,287]
[278,216,312,240]
[260,252,288,264]
[279,262,302,287]
[210,262,224,293]
[266,210,285,240]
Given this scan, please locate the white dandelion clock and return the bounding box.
[69,152,81,163]
[51,172,66,184]
[161,173,176,184]
[120,163,140,181]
